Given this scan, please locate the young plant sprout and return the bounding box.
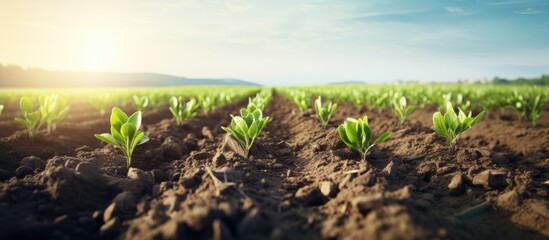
[391,96,416,124]
[314,96,337,127]
[221,109,271,157]
[133,95,150,112]
[433,102,484,152]
[338,116,392,161]
[15,97,42,139]
[0,104,4,116]
[38,95,70,133]
[169,97,199,125]
[293,94,309,112]
[510,94,544,125]
[200,95,216,113]
[95,107,149,168]
[90,93,112,116]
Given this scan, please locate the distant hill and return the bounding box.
[0,65,260,88]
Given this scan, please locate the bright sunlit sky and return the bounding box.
[1,0,548,85]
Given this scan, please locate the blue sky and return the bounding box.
[1,0,548,85]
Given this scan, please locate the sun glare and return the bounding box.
[79,30,117,71]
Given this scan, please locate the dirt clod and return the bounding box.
[20,156,45,170]
[295,184,327,206]
[472,170,506,190]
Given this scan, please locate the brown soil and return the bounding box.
[0,92,548,240]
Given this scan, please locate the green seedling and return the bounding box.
[0,104,4,116]
[90,94,112,116]
[221,109,271,157]
[95,107,149,168]
[169,97,200,125]
[433,102,484,152]
[510,94,543,125]
[293,94,309,112]
[15,97,42,139]
[338,116,392,161]
[314,96,337,127]
[391,96,416,124]
[200,95,216,113]
[38,95,70,133]
[133,95,149,112]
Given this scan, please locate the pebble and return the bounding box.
[127,167,154,191]
[320,181,338,198]
[448,173,466,196]
[472,170,506,190]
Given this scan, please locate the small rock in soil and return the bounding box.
[320,181,338,198]
[127,167,154,192]
[448,173,466,196]
[352,193,384,214]
[15,166,34,178]
[160,137,185,160]
[496,190,520,209]
[20,156,46,170]
[75,162,102,182]
[295,184,327,206]
[472,170,506,190]
[0,168,12,181]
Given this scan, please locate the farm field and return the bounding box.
[0,85,548,240]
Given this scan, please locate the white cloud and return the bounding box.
[445,6,465,12]
[513,8,544,14]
